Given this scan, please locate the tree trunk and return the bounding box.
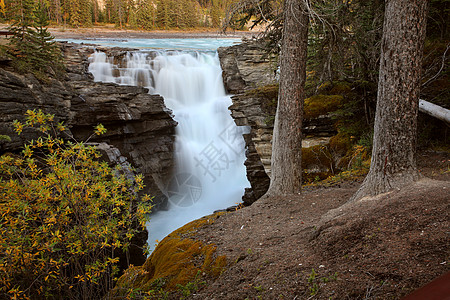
[54,0,62,25]
[92,0,98,23]
[419,99,450,123]
[266,0,309,196]
[352,0,429,201]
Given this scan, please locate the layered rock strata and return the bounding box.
[0,43,177,266]
[218,41,337,204]
[218,41,277,204]
[1,43,176,211]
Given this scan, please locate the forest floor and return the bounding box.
[172,150,450,299]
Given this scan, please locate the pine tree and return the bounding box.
[53,0,63,25]
[210,0,221,28]
[182,0,199,28]
[136,0,156,30]
[156,0,171,29]
[105,0,116,23]
[33,2,64,74]
[6,0,64,78]
[266,0,309,196]
[351,0,429,201]
[6,0,39,72]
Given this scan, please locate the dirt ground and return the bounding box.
[172,150,449,299]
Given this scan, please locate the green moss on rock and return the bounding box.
[243,84,279,116]
[301,132,356,183]
[304,95,344,119]
[113,213,227,297]
[329,133,352,156]
[244,83,279,99]
[329,82,352,95]
[302,145,333,170]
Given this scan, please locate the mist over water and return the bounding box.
[86,40,249,253]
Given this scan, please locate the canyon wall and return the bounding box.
[218,41,338,204]
[0,43,177,210]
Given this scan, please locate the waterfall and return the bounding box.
[88,49,249,252]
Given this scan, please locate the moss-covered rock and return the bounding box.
[329,82,352,95]
[304,95,345,119]
[243,84,348,121]
[243,83,279,117]
[112,213,227,298]
[301,132,357,183]
[329,133,353,157]
[301,145,334,183]
[314,81,352,96]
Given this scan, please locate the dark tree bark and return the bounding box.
[352,0,429,201]
[54,0,62,25]
[266,0,309,196]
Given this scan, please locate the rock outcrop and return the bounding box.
[218,41,339,203]
[218,41,278,94]
[0,43,177,266]
[1,43,176,211]
[217,41,278,204]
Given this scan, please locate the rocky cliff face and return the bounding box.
[218,42,276,204]
[0,42,177,210]
[0,42,177,266]
[218,41,338,203]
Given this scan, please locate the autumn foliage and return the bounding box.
[0,110,152,299]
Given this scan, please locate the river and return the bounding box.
[65,37,250,253]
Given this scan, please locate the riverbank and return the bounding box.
[115,150,450,299]
[0,23,261,40]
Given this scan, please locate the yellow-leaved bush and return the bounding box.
[0,110,152,300]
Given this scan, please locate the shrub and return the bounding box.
[0,110,152,299]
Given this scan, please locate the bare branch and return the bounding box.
[422,43,450,87]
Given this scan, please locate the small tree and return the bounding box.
[6,1,64,77]
[5,0,37,71]
[0,110,152,299]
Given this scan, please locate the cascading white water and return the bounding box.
[89,49,249,252]
[88,51,116,83]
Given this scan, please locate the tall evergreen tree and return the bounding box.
[182,0,199,28]
[6,0,64,77]
[266,0,309,196]
[351,0,429,201]
[135,0,156,30]
[6,0,39,72]
[156,0,171,29]
[210,0,221,27]
[52,0,63,24]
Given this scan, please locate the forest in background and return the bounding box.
[0,0,243,30]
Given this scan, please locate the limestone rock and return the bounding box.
[218,42,277,203]
[218,41,278,94]
[218,41,339,202]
